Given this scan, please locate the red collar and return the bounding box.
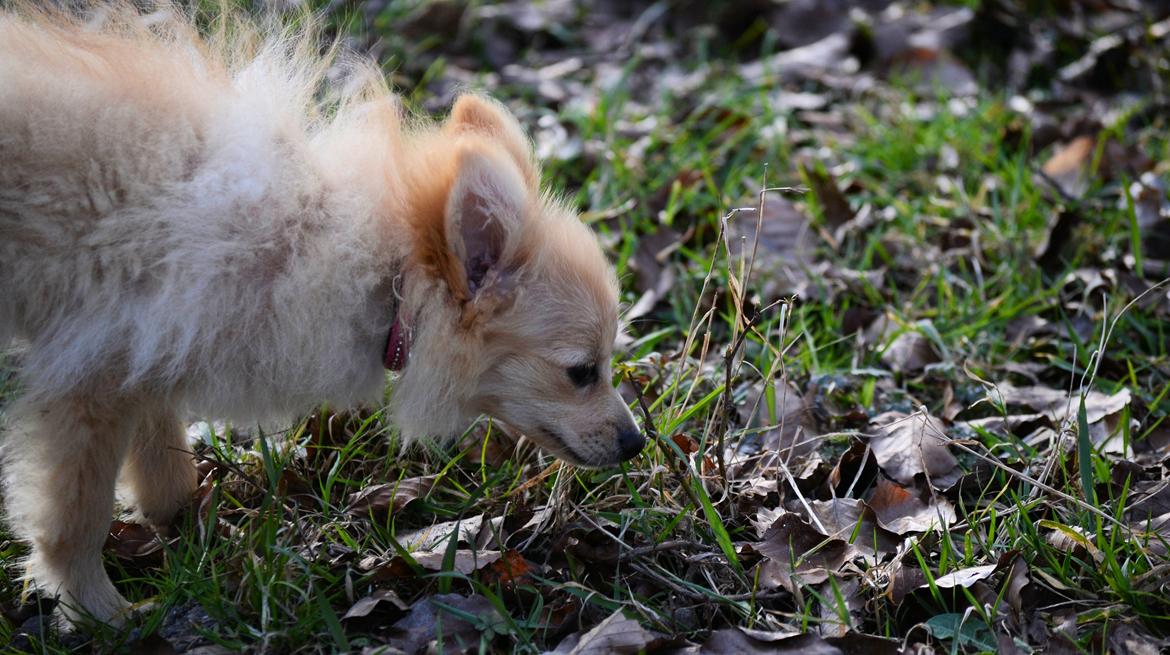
[383,314,410,371]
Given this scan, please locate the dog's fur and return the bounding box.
[0,2,641,624]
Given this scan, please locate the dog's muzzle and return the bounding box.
[617,426,646,461]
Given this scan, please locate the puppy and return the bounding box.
[0,2,643,625]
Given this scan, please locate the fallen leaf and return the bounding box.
[411,549,502,575]
[158,601,220,653]
[1107,621,1166,655]
[867,476,956,533]
[815,578,863,637]
[986,383,1132,452]
[801,163,854,232]
[739,33,855,83]
[346,476,435,517]
[105,520,167,565]
[388,593,503,655]
[480,549,533,587]
[547,609,664,654]
[695,628,902,654]
[865,315,943,374]
[739,380,818,458]
[753,513,848,590]
[932,564,998,589]
[396,514,485,551]
[626,226,681,321]
[732,190,817,289]
[770,0,855,49]
[342,588,409,621]
[1041,136,1096,198]
[803,498,899,559]
[887,47,978,96]
[867,410,960,487]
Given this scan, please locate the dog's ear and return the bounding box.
[444,146,527,313]
[445,95,538,188]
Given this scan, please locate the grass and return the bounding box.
[3,1,1170,653]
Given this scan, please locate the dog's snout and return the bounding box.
[617,426,646,461]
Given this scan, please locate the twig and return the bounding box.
[629,371,705,512]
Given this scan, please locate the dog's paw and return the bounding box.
[49,579,135,631]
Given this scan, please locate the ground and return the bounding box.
[3,0,1170,653]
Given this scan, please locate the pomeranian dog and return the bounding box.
[0,2,643,625]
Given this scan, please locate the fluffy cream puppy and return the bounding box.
[0,2,643,624]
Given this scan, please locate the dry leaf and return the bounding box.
[388,593,502,655]
[546,609,663,655]
[346,475,435,517]
[342,589,408,621]
[868,410,959,487]
[411,549,502,575]
[105,520,168,565]
[802,163,854,232]
[1041,136,1096,198]
[727,191,818,301]
[867,476,956,533]
[480,549,533,587]
[753,513,848,591]
[396,514,485,551]
[694,628,902,655]
[804,498,899,559]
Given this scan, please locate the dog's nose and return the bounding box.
[617,426,646,461]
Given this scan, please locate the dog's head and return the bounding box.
[395,95,644,467]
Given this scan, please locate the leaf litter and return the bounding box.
[4,0,1170,653]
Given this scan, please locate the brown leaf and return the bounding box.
[1041,136,1153,200]
[480,549,533,587]
[739,380,819,459]
[388,593,503,655]
[672,433,699,455]
[769,0,854,49]
[864,315,942,374]
[887,48,978,96]
[342,589,408,621]
[1001,552,1030,615]
[1107,622,1167,655]
[547,609,663,654]
[827,438,879,498]
[728,191,818,301]
[346,475,435,517]
[868,410,959,487]
[801,163,854,232]
[696,628,903,655]
[1127,176,1170,277]
[804,498,899,559]
[815,578,863,638]
[105,520,167,565]
[626,227,682,321]
[867,476,957,533]
[738,33,853,83]
[753,513,848,591]
[397,514,487,551]
[411,549,502,575]
[1041,135,1096,198]
[987,383,1132,452]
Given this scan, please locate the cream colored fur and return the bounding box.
[0,2,640,625]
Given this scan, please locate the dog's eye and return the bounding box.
[566,363,598,388]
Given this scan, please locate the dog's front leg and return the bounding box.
[2,397,134,625]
